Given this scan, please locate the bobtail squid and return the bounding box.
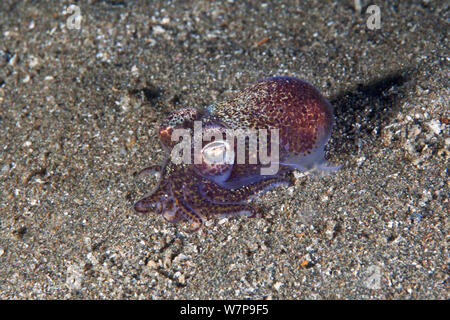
[133,76,339,230]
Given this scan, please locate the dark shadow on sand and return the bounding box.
[328,69,415,158]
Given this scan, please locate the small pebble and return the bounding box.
[273,282,283,291]
[410,211,424,223]
[146,260,159,269]
[1,164,10,173]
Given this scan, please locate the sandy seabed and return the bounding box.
[0,0,448,299]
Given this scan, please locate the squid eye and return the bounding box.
[194,140,234,184]
[202,140,234,165]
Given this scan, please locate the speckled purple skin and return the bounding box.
[134,76,337,230]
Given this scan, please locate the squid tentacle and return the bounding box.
[199,173,294,204]
[133,179,170,215]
